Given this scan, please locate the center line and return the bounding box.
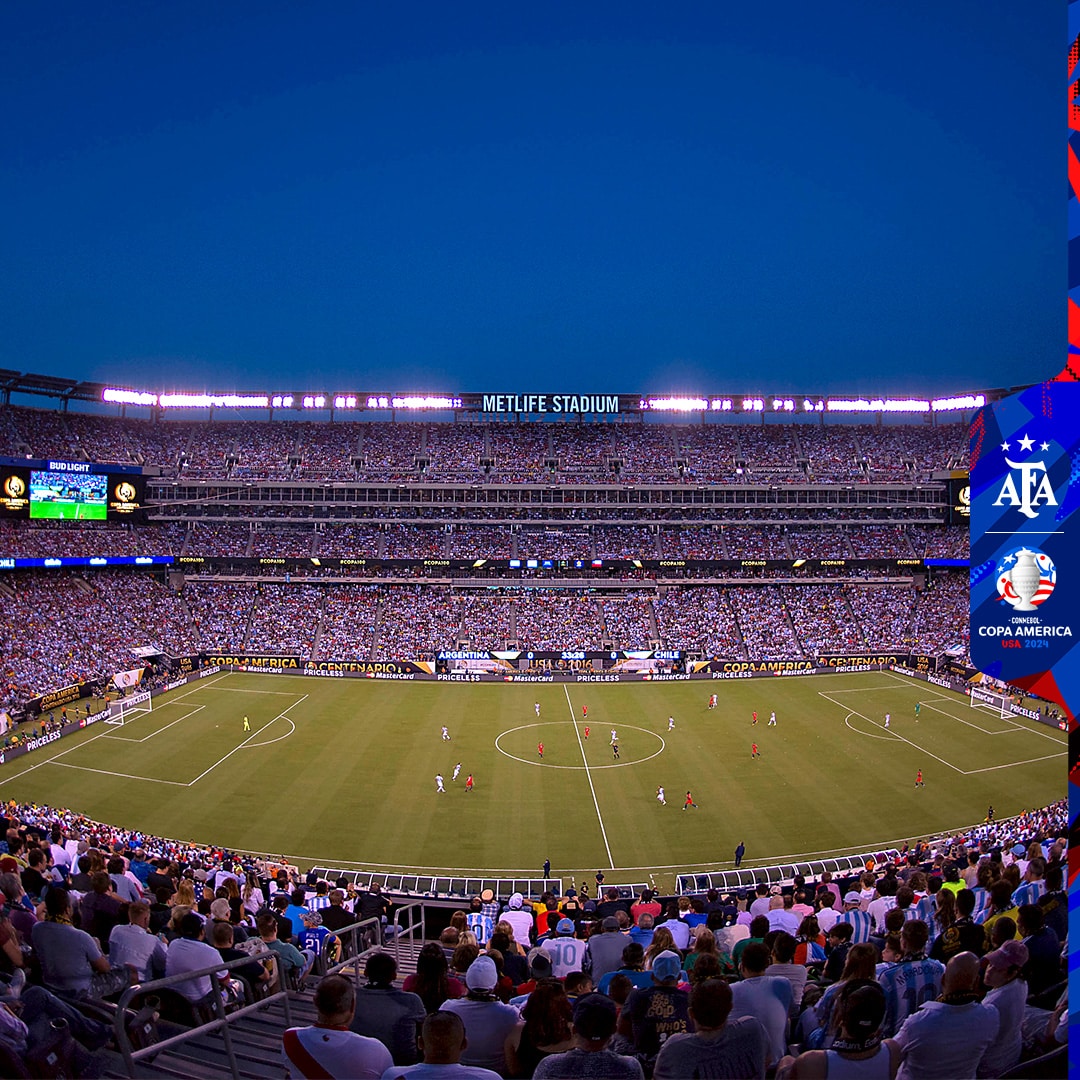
[563,684,614,869]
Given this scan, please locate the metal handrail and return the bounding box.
[320,916,384,984]
[112,948,292,1080]
[390,900,425,970]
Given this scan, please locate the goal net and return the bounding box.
[969,686,1011,719]
[105,690,153,727]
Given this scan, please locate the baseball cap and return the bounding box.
[985,940,1029,970]
[556,918,575,935]
[572,993,618,1042]
[843,892,863,905]
[508,892,524,910]
[529,951,553,976]
[480,889,494,903]
[651,950,682,982]
[465,955,499,991]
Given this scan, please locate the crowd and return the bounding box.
[0,798,1062,1078]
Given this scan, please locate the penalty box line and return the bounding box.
[562,685,615,869]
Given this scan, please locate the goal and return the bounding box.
[105,689,153,727]
[969,686,1011,719]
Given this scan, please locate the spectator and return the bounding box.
[654,977,768,1080]
[504,978,575,1077]
[976,940,1028,1078]
[891,952,999,1080]
[533,993,643,1080]
[583,916,625,982]
[352,951,426,1066]
[256,911,312,987]
[616,949,691,1074]
[380,1009,504,1080]
[877,921,943,1039]
[108,901,167,983]
[439,955,520,1075]
[402,942,465,1014]
[728,942,791,1066]
[165,912,229,1007]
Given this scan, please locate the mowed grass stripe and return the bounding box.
[0,672,1063,881]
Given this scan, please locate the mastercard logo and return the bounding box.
[3,475,25,499]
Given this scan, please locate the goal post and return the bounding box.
[969,686,1011,719]
[105,689,153,727]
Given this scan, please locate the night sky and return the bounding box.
[0,3,1061,396]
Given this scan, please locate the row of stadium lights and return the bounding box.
[102,389,984,413]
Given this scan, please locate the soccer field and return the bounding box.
[0,670,1064,888]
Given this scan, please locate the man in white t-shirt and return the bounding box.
[381,1009,503,1080]
[165,913,228,1004]
[284,974,392,1080]
[108,901,167,983]
[500,893,534,948]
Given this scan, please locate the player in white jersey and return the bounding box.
[668,716,675,730]
[884,713,890,729]
[768,712,776,726]
[610,728,618,743]
[535,702,541,717]
[708,694,717,709]
[452,762,461,781]
[435,774,445,793]
[657,786,666,805]
[441,726,450,740]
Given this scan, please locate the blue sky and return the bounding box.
[0,3,1061,395]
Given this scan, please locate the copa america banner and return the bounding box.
[969,383,1078,713]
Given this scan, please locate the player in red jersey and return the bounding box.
[538,741,544,758]
[465,774,474,792]
[683,791,698,811]
[915,769,923,787]
[751,743,759,758]
[583,725,590,739]
[582,705,588,719]
[752,711,758,725]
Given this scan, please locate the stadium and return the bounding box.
[0,381,1067,1075]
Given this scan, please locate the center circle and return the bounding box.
[494,721,666,770]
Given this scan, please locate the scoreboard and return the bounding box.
[0,459,146,522]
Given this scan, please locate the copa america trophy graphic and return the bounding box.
[1007,549,1043,612]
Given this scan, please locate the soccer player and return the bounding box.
[768,711,776,726]
[668,716,675,731]
[656,786,666,805]
[610,728,617,743]
[582,705,588,719]
[752,710,758,725]
[583,725,590,740]
[708,694,717,709]
[465,774,474,792]
[538,741,544,759]
[683,791,697,811]
[914,702,921,720]
[535,702,541,717]
[452,762,461,781]
[612,741,619,759]
[884,713,891,729]
[915,769,923,787]
[441,725,451,741]
[435,774,445,793]
[751,742,759,758]
[243,715,250,732]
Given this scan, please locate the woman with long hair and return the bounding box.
[683,926,718,975]
[504,979,574,1077]
[931,886,956,944]
[794,915,826,965]
[644,926,677,969]
[242,872,263,919]
[797,942,879,1048]
[402,942,465,1013]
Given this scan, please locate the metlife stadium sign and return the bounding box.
[969,383,1077,709]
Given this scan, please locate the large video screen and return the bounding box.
[29,469,109,521]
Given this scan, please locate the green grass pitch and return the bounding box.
[30,499,107,521]
[0,670,1064,890]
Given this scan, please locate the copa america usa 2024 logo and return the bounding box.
[995,548,1057,610]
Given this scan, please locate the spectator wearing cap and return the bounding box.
[891,952,999,1079]
[728,942,791,1066]
[617,949,692,1072]
[508,949,554,1007]
[976,940,1028,1078]
[654,978,768,1080]
[540,918,587,978]
[440,954,520,1074]
[583,915,625,982]
[534,992,644,1079]
[630,889,661,926]
[779,979,897,1080]
[351,952,426,1065]
[500,893,534,949]
[477,888,499,924]
[836,892,872,943]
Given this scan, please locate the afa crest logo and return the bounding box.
[991,435,1057,520]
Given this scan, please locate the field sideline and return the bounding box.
[0,670,1064,888]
